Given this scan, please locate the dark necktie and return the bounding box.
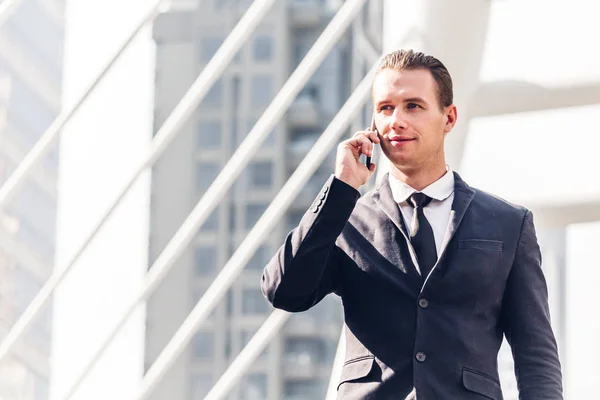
[408,193,437,279]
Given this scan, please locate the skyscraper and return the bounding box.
[147,1,380,398]
[0,0,65,399]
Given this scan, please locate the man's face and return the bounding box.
[372,68,456,173]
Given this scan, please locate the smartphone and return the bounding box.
[366,115,377,169]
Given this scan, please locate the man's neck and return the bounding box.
[390,163,448,192]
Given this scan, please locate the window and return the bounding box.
[284,338,330,367]
[242,288,269,314]
[287,211,305,233]
[245,119,275,148]
[252,35,273,61]
[298,83,320,102]
[193,331,214,359]
[7,75,56,146]
[229,205,237,231]
[202,208,219,233]
[246,204,267,230]
[3,1,63,82]
[201,36,223,62]
[14,267,42,316]
[240,374,268,400]
[196,163,219,192]
[191,373,213,400]
[251,75,272,105]
[195,246,217,276]
[198,120,221,149]
[293,29,315,67]
[248,162,273,188]
[247,246,271,270]
[227,288,234,316]
[191,288,217,321]
[200,79,222,107]
[241,330,268,360]
[284,379,327,399]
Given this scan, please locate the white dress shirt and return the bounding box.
[388,168,455,263]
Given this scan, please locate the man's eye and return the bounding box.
[407,103,420,109]
[380,105,393,111]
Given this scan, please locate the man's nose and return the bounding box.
[391,109,408,130]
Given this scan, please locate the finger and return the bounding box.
[365,127,381,144]
[353,129,380,144]
[368,162,377,173]
[352,130,371,138]
[354,135,373,156]
[346,134,373,153]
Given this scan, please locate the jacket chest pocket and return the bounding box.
[462,367,503,400]
[451,239,504,278]
[435,239,506,301]
[457,239,503,253]
[337,356,378,391]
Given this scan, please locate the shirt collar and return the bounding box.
[388,166,455,204]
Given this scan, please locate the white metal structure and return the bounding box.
[0,0,280,365]
[3,0,600,399]
[136,54,378,400]
[0,0,166,211]
[0,0,21,28]
[56,0,369,398]
[0,0,167,364]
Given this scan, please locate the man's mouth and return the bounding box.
[389,137,415,146]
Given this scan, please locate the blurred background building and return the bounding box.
[0,1,598,400]
[147,1,380,398]
[0,0,64,399]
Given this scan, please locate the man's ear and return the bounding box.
[444,105,458,133]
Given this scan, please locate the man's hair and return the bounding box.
[374,49,453,109]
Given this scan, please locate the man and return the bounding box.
[261,49,563,399]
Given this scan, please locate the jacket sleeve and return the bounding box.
[501,210,563,399]
[261,175,360,312]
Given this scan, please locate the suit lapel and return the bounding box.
[372,175,421,282]
[440,172,476,253]
[373,174,410,242]
[422,172,476,288]
[373,174,409,243]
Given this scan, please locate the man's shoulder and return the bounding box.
[470,185,529,219]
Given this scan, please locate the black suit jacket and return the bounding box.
[262,173,563,399]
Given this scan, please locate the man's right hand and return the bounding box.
[334,129,380,190]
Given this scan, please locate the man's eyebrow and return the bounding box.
[374,99,390,108]
[404,97,427,104]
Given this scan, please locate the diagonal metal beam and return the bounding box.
[156,57,378,400]
[133,1,369,397]
[0,0,167,364]
[0,0,21,28]
[205,310,290,400]
[56,0,367,398]
[470,80,600,117]
[0,0,166,211]
[0,0,274,367]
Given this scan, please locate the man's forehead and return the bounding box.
[372,68,436,101]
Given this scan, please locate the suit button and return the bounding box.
[418,298,429,309]
[415,352,427,362]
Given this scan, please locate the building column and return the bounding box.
[50,1,154,399]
